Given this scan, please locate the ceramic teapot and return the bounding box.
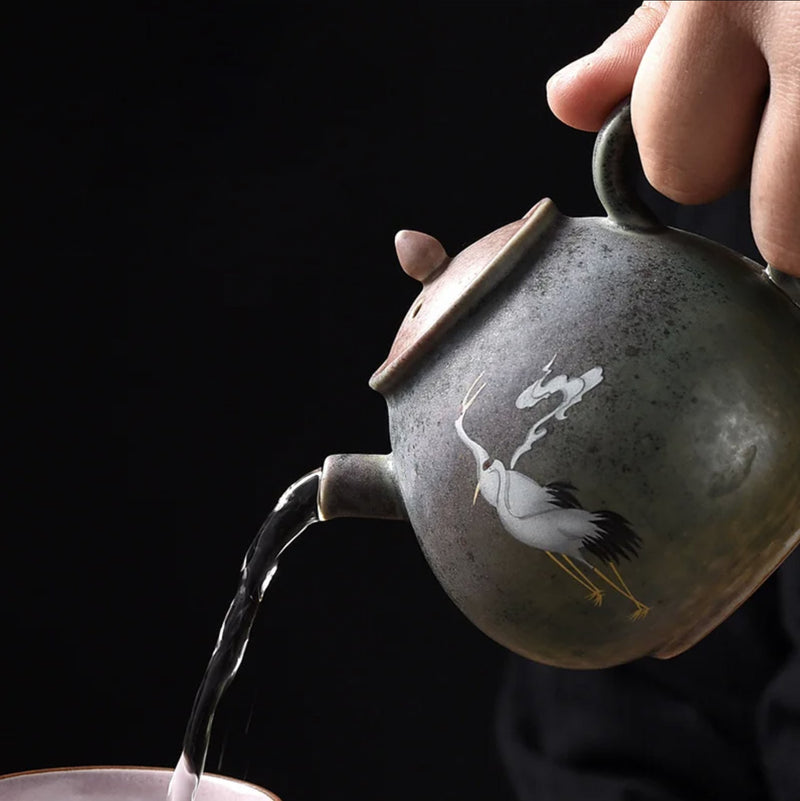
[317,101,800,669]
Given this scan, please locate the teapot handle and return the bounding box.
[594,101,800,304]
[592,99,661,231]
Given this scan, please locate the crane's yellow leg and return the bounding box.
[606,561,637,598]
[608,561,650,620]
[546,552,604,606]
[585,561,650,621]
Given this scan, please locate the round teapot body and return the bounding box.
[384,212,800,668]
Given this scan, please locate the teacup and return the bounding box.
[0,766,280,801]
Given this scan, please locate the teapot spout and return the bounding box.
[318,453,407,521]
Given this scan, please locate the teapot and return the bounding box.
[316,101,800,669]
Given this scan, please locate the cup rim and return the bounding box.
[0,765,281,800]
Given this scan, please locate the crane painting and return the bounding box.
[455,358,650,620]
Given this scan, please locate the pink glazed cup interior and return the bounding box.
[0,766,280,801]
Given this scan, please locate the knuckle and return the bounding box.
[637,1,671,20]
[602,1,669,50]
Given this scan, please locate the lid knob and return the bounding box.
[394,230,449,283]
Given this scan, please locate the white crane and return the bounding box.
[455,374,649,620]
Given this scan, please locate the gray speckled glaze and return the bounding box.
[319,101,800,669]
[386,212,800,668]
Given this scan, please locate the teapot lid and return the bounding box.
[369,197,559,392]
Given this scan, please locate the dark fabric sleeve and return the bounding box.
[496,552,798,800]
[758,551,800,801]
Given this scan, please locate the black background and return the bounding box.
[5,2,758,800]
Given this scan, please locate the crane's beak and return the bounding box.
[462,373,486,414]
[472,481,481,506]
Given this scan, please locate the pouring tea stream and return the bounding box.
[170,100,800,798]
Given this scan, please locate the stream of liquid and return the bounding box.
[167,469,322,801]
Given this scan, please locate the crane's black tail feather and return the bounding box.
[582,510,642,565]
[544,481,642,565]
[544,481,581,510]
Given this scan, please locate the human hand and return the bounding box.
[546,1,800,277]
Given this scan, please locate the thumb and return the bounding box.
[547,1,670,131]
